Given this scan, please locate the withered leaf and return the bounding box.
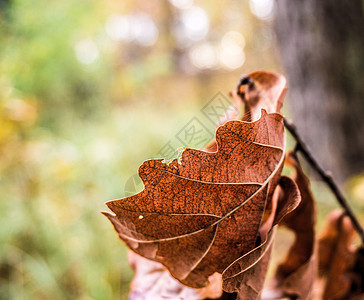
[205,71,286,153]
[222,176,301,299]
[128,251,222,300]
[263,151,317,300]
[237,71,286,122]
[103,110,286,289]
[315,209,359,300]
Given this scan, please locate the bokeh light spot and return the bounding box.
[74,38,99,64]
[180,6,209,41]
[188,42,218,70]
[169,0,194,10]
[249,0,275,20]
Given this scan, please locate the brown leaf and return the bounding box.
[263,151,317,300]
[128,251,223,300]
[224,227,276,300]
[222,176,301,299]
[315,209,358,300]
[103,110,286,288]
[351,247,364,298]
[205,71,286,153]
[237,71,286,122]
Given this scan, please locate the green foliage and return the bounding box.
[0,0,132,298]
[1,0,112,129]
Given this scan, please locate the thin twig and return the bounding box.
[284,118,364,244]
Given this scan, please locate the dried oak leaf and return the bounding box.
[103,109,285,289]
[222,176,301,299]
[205,70,286,153]
[128,251,222,300]
[263,151,317,300]
[237,71,286,122]
[315,209,360,300]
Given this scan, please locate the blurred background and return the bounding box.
[0,0,363,299]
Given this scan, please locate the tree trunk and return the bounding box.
[274,0,364,182]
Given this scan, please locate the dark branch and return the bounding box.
[284,118,364,244]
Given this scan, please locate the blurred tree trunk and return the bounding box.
[274,0,364,182]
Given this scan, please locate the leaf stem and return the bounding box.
[283,118,364,244]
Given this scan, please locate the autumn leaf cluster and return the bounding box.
[103,71,363,299]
